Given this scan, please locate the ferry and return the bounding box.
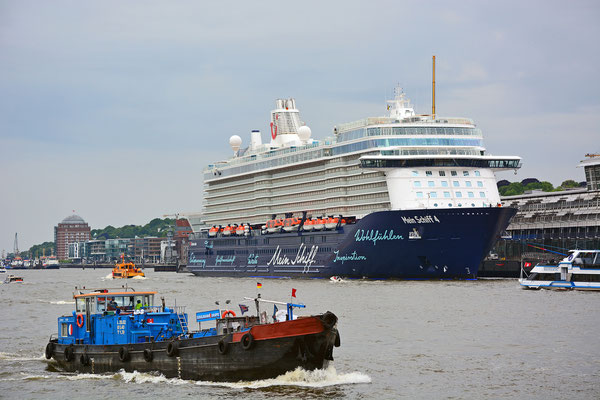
[519,250,600,290]
[45,287,339,381]
[112,256,145,279]
[186,64,521,279]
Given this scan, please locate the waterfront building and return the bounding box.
[54,215,91,260]
[105,238,132,261]
[495,155,600,260]
[131,237,163,263]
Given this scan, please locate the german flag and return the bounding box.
[257,282,262,289]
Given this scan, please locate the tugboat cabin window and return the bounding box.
[76,298,86,313]
[61,322,69,336]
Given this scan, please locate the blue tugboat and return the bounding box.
[45,287,339,381]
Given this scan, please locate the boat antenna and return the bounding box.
[432,55,436,119]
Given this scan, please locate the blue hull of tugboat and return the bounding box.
[188,207,516,279]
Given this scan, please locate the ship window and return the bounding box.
[76,298,86,312]
[444,191,451,198]
[453,181,460,187]
[416,192,424,198]
[451,171,457,176]
[448,203,453,207]
[414,181,422,187]
[438,171,446,176]
[61,322,69,337]
[426,171,432,176]
[477,181,483,187]
[412,171,419,176]
[480,192,485,197]
[434,203,438,207]
[458,203,462,207]
[463,171,469,176]
[456,191,463,198]
[428,181,435,187]
[474,171,481,176]
[468,192,474,198]
[441,181,448,187]
[466,181,472,187]
[471,203,476,207]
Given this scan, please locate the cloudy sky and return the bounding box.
[1,0,598,252]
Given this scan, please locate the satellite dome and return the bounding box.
[229,135,242,153]
[298,125,312,141]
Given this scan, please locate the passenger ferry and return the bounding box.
[45,287,339,381]
[519,250,600,290]
[186,75,521,279]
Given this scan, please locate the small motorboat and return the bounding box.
[4,274,23,284]
[45,287,340,381]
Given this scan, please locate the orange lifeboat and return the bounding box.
[235,224,246,235]
[325,216,339,230]
[303,218,315,231]
[313,217,325,230]
[208,226,219,237]
[222,225,234,236]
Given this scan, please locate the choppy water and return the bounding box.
[1,269,598,399]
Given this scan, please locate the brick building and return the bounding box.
[54,215,91,260]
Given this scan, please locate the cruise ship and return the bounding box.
[186,86,521,279]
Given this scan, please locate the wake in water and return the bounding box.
[101,274,147,280]
[10,366,371,388]
[37,299,75,305]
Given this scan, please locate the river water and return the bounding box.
[1,269,598,399]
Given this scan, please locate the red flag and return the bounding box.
[291,288,297,298]
[524,262,532,267]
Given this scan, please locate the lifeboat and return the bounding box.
[208,226,219,237]
[325,216,339,230]
[235,224,246,236]
[222,225,234,236]
[303,219,314,231]
[266,219,283,234]
[282,217,300,232]
[313,217,325,230]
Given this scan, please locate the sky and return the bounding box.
[1,0,599,253]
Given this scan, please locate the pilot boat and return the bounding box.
[3,274,23,284]
[44,287,339,381]
[519,249,600,291]
[112,256,145,279]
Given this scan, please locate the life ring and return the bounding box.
[118,346,130,362]
[241,332,254,350]
[45,342,54,359]
[222,310,236,318]
[166,341,179,357]
[143,348,153,362]
[218,339,228,355]
[76,314,85,328]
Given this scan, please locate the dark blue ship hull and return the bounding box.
[187,207,516,279]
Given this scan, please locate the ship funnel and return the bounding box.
[250,130,262,150]
[229,135,242,155]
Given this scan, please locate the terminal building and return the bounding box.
[493,155,600,262]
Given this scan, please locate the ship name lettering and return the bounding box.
[267,244,318,272]
[216,255,236,265]
[401,215,440,224]
[354,229,404,245]
[333,250,367,264]
[247,254,259,265]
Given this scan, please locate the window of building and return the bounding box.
[480,192,486,197]
[451,171,457,176]
[439,171,446,177]
[428,181,435,187]
[444,191,451,198]
[430,192,437,198]
[474,171,481,177]
[468,191,474,198]
[426,171,432,176]
[441,181,448,187]
[453,181,460,187]
[456,191,462,198]
[414,181,421,187]
[477,181,483,187]
[416,192,424,198]
[463,171,469,176]
[412,171,419,176]
[466,181,472,187]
